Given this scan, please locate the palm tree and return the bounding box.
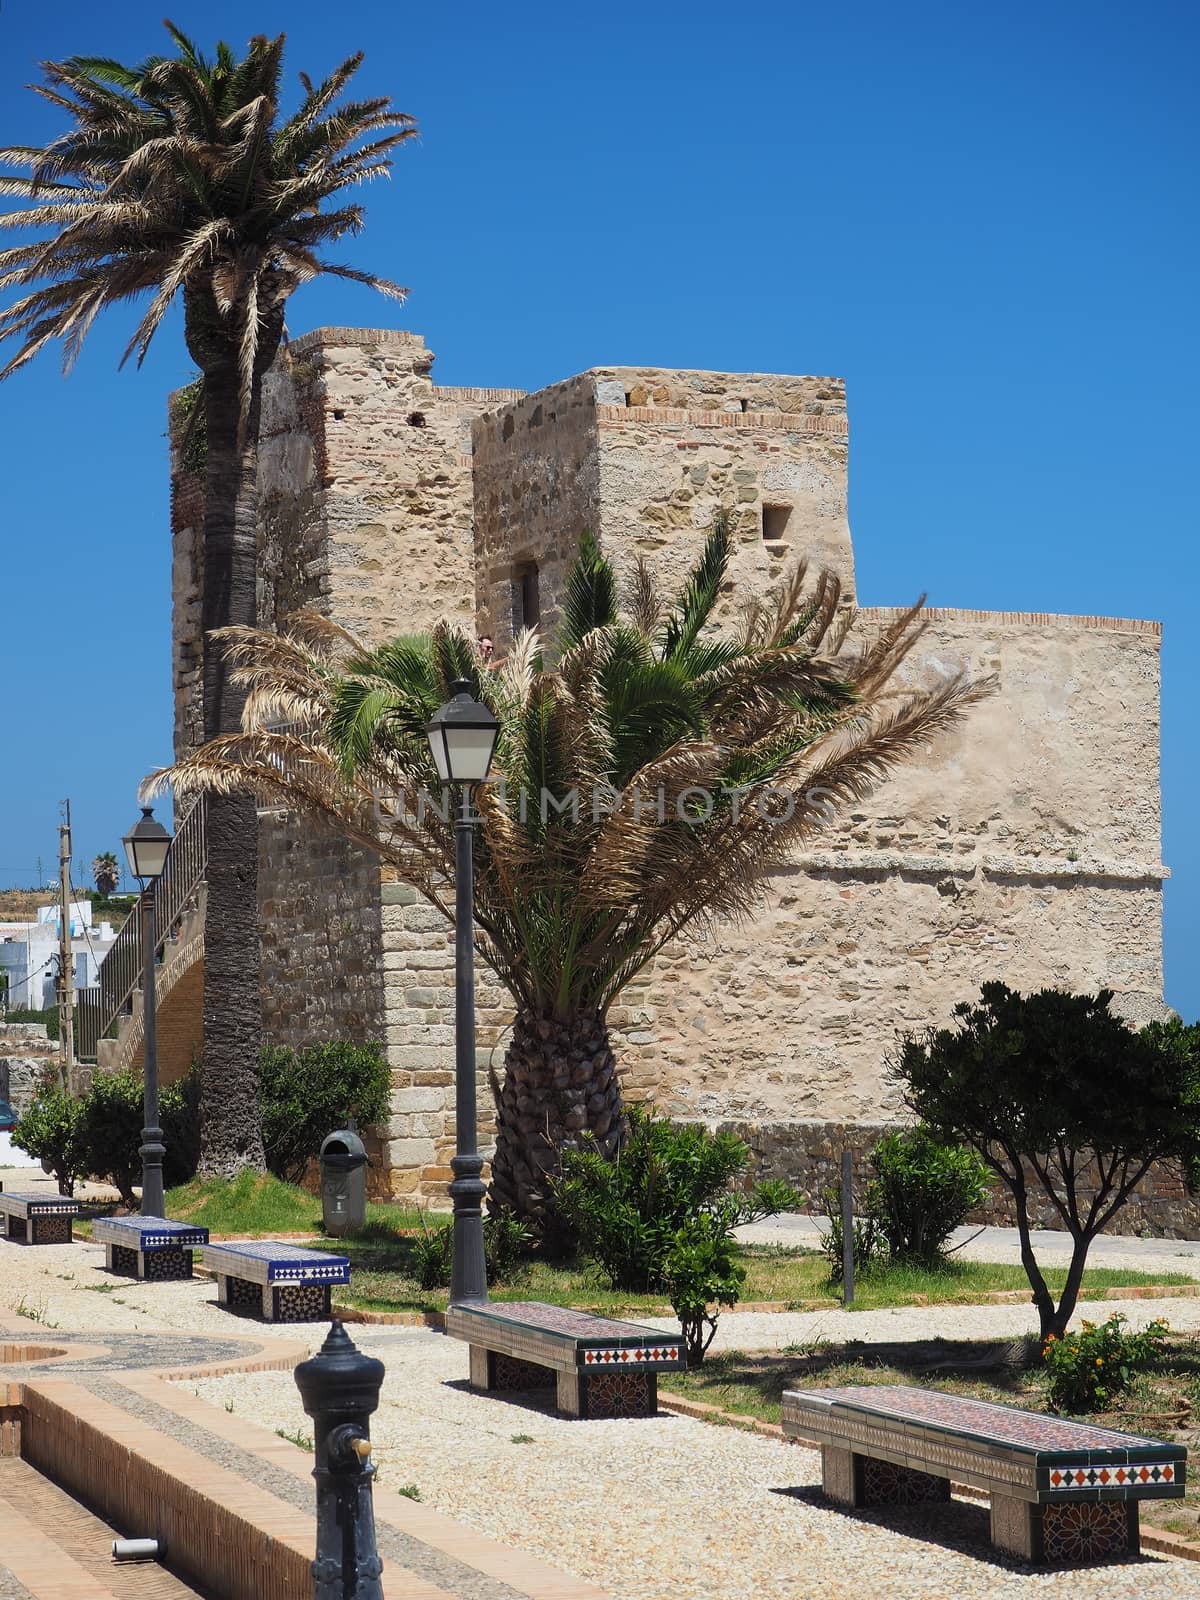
[91,852,120,897]
[0,23,415,1173]
[157,519,994,1230]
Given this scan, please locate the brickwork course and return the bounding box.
[168,329,1173,1215]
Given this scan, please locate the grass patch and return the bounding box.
[659,1337,1200,1536]
[325,1237,1193,1317]
[163,1172,421,1236]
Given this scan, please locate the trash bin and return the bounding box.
[319,1126,368,1237]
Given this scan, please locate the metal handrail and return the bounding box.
[77,797,208,1062]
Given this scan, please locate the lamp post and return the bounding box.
[122,806,173,1218]
[425,679,500,1304]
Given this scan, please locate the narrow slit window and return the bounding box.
[514,564,540,631]
[762,504,792,541]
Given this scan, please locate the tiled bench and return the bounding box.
[0,1192,80,1246]
[782,1384,1187,1566]
[92,1215,210,1281]
[445,1300,685,1419]
[202,1241,350,1322]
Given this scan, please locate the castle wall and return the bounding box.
[167,330,1170,1223]
[473,369,854,650]
[472,375,600,651]
[627,608,1164,1124]
[170,331,519,1141]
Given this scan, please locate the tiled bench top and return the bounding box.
[445,1300,684,1372]
[202,1241,350,1285]
[93,1215,209,1251]
[0,1192,80,1218]
[783,1383,1188,1566]
[784,1385,1186,1499]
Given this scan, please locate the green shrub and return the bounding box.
[79,1070,147,1206]
[818,1181,888,1281]
[818,1126,990,1280]
[663,1212,746,1367]
[408,1209,533,1290]
[1041,1314,1169,1413]
[554,1107,796,1292]
[410,1213,454,1289]
[553,1108,802,1361]
[868,1125,990,1267]
[11,1087,86,1195]
[259,1041,390,1183]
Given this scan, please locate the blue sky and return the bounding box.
[0,1,1196,1010]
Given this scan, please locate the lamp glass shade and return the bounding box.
[123,806,172,881]
[424,681,500,785]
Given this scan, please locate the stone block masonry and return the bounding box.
[169,328,1170,1215]
[727,1118,1200,1240]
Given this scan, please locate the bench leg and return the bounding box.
[468,1346,491,1390]
[107,1243,140,1278]
[29,1218,72,1246]
[218,1274,260,1313]
[269,1283,333,1322]
[994,1499,1139,1566]
[556,1370,582,1418]
[821,1446,863,1507]
[577,1370,657,1420]
[6,1216,26,1243]
[142,1247,192,1282]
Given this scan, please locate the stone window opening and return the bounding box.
[513,563,540,632]
[738,398,749,413]
[407,411,427,428]
[332,408,346,421]
[762,504,792,542]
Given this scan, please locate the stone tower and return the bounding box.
[171,327,1166,1200]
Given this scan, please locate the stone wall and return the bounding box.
[591,367,855,618]
[723,1118,1200,1240]
[164,328,1170,1218]
[0,1023,56,1115]
[472,375,599,652]
[472,368,854,654]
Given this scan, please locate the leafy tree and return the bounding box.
[0,22,414,1176]
[161,520,990,1231]
[258,1040,390,1182]
[11,1086,86,1195]
[91,853,120,896]
[890,983,1200,1340]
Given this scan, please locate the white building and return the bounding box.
[0,901,117,1012]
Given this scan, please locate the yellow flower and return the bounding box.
[1095,1358,1103,1367]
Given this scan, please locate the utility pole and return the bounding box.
[57,802,75,1093]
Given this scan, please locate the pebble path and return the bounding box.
[2,1235,1198,1599]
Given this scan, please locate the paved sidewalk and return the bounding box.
[737,1212,1200,1278]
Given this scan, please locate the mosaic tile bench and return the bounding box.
[782,1384,1187,1566]
[92,1215,210,1281]
[445,1300,685,1419]
[0,1191,80,1245]
[202,1241,350,1322]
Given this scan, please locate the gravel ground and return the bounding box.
[179,1325,1200,1600]
[3,1234,1199,1600]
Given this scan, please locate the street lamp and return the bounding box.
[122,806,173,1218]
[424,679,500,1304]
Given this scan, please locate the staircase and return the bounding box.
[78,800,208,1081]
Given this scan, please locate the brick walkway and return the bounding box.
[0,1314,610,1600]
[0,1458,213,1598]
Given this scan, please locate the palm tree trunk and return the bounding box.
[489,1010,625,1234]
[195,358,266,1176]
